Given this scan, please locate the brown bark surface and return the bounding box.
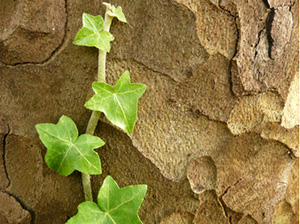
[0,0,298,223]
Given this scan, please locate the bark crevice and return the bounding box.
[2,124,11,188]
[3,0,69,67]
[2,191,35,224]
[266,8,275,59]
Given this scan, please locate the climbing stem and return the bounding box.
[85,111,101,135]
[81,5,114,202]
[81,111,101,201]
[81,173,93,201]
[98,11,113,82]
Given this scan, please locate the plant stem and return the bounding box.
[81,6,114,202]
[81,173,93,201]
[98,13,113,82]
[85,111,101,135]
[81,111,101,201]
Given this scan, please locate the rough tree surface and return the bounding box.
[0,0,299,223]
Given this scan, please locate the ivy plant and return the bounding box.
[66,176,147,224]
[35,3,147,223]
[85,71,147,134]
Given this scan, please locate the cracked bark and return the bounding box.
[1,127,35,223]
[0,0,298,223]
[220,178,244,199]
[1,0,69,67]
[2,124,11,189]
[0,191,34,224]
[262,0,271,8]
[111,57,178,83]
[254,29,265,60]
[229,15,240,96]
[217,197,245,224]
[218,177,244,224]
[266,8,275,59]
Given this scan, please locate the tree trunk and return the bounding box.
[0,0,298,223]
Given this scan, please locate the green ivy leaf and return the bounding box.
[66,176,147,224]
[35,115,104,176]
[73,13,114,52]
[107,5,127,23]
[85,71,147,134]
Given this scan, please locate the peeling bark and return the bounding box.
[0,0,298,223]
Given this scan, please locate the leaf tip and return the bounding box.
[143,185,148,194]
[103,2,112,10]
[126,127,134,135]
[35,123,41,130]
[141,84,147,91]
[82,12,87,18]
[84,101,90,109]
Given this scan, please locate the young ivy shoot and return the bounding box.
[35,3,147,224]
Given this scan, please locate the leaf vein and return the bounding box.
[38,127,98,172]
[96,86,113,95]
[73,143,98,171]
[86,15,100,33]
[114,95,129,130]
[107,214,117,224]
[116,87,145,95]
[57,144,72,172]
[108,195,136,213]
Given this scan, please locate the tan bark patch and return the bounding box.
[160,212,194,224]
[281,72,299,129]
[227,92,284,135]
[194,190,229,224]
[187,156,217,194]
